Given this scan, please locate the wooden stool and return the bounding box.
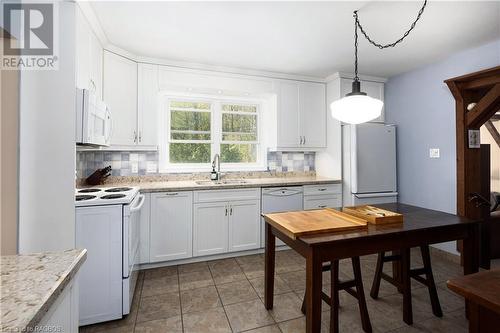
[370,246,443,325]
[301,257,372,333]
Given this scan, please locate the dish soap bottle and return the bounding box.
[210,165,218,181]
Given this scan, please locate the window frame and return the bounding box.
[159,93,266,173]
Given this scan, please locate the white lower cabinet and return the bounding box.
[303,184,342,210]
[228,200,261,252]
[304,195,342,210]
[150,191,193,262]
[193,202,229,256]
[193,189,261,257]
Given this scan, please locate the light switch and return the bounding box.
[131,162,138,173]
[429,148,440,158]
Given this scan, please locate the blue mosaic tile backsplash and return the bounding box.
[76,150,315,178]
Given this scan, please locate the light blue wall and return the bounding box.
[385,39,500,253]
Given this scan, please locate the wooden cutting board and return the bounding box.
[342,205,403,225]
[262,208,368,240]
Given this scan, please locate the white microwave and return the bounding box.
[76,88,112,146]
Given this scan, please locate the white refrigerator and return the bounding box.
[342,123,398,206]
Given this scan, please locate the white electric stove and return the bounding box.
[75,186,144,326]
[75,186,139,206]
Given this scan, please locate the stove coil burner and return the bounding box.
[76,195,97,201]
[101,194,127,200]
[105,187,132,193]
[78,188,102,193]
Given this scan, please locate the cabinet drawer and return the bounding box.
[194,188,261,203]
[304,195,342,210]
[303,184,341,196]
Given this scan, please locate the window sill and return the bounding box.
[159,165,268,174]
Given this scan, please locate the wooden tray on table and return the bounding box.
[343,205,403,225]
[262,208,368,240]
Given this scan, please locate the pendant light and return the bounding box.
[331,1,428,124]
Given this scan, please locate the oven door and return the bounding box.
[122,194,144,314]
[123,194,144,279]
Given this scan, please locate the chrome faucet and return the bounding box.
[212,154,221,181]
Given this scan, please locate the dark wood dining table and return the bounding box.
[263,203,481,333]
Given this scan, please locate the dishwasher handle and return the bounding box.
[263,188,303,197]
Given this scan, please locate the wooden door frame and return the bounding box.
[445,66,500,266]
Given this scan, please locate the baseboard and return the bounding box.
[429,246,461,264]
[138,245,291,270]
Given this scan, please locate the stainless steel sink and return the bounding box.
[195,180,248,185]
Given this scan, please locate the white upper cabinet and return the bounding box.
[340,78,385,123]
[76,6,102,99]
[299,82,326,148]
[103,50,138,146]
[277,81,300,148]
[276,80,326,150]
[137,64,159,146]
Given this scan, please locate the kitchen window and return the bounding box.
[160,96,264,172]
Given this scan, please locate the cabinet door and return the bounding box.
[299,82,326,147]
[228,200,261,252]
[137,64,158,146]
[150,192,193,262]
[193,202,228,256]
[103,51,138,146]
[277,81,300,148]
[340,78,385,123]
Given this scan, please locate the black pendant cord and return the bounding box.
[352,0,427,82]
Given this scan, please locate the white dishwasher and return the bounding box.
[261,186,303,247]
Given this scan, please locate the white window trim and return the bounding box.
[158,93,267,173]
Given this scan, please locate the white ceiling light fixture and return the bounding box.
[331,1,428,124]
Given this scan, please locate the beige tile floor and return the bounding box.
[80,249,473,333]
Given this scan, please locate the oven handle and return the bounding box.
[130,194,145,212]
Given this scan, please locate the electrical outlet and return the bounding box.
[146,162,157,173]
[131,162,138,173]
[429,148,440,158]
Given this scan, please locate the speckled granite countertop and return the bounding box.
[101,176,341,193]
[1,249,87,332]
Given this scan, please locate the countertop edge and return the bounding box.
[137,178,342,193]
[23,249,87,332]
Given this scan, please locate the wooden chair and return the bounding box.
[370,246,442,324]
[301,257,372,333]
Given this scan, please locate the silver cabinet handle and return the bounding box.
[303,136,306,145]
[318,188,327,191]
[139,131,142,143]
[225,206,228,216]
[318,205,327,208]
[299,136,303,145]
[230,206,233,215]
[133,130,137,143]
[164,192,179,196]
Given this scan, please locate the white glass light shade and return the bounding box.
[330,95,383,124]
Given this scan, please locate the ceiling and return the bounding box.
[90,1,500,78]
